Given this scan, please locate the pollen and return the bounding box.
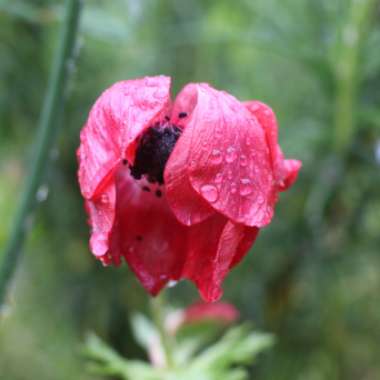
[130,122,182,184]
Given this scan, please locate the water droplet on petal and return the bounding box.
[200,184,219,202]
[100,194,108,203]
[257,195,264,204]
[215,172,223,184]
[226,146,237,163]
[239,178,252,196]
[240,154,248,167]
[210,149,223,164]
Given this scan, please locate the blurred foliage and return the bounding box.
[1,0,380,379]
[84,313,273,380]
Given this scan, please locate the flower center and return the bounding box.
[130,122,182,184]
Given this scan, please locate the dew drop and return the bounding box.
[210,149,223,164]
[200,184,219,202]
[225,146,237,163]
[215,172,223,184]
[239,178,252,196]
[240,154,248,167]
[100,194,109,204]
[257,195,264,204]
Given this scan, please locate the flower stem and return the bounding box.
[150,292,175,369]
[0,0,82,308]
[333,0,376,154]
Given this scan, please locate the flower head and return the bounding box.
[77,75,301,302]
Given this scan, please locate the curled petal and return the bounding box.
[78,76,171,199]
[184,217,257,302]
[279,159,302,191]
[85,183,116,265]
[245,100,301,191]
[229,226,259,268]
[165,119,215,226]
[172,83,276,228]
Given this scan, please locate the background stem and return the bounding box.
[333,0,376,153]
[0,0,82,308]
[150,292,175,369]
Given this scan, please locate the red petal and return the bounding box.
[184,217,256,302]
[280,159,302,191]
[85,182,117,265]
[165,117,215,226]
[78,76,171,200]
[184,302,239,324]
[229,225,259,268]
[171,83,276,228]
[244,100,301,191]
[110,167,188,295]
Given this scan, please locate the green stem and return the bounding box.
[333,0,376,154]
[150,292,175,369]
[0,0,82,307]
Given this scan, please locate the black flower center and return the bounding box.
[130,122,182,184]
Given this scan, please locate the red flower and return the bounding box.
[77,76,301,302]
[183,302,239,325]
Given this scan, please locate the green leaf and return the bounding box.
[83,332,159,380]
[191,324,274,372]
[130,313,159,351]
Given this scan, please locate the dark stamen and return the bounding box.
[130,123,182,184]
[165,116,170,121]
[178,112,187,119]
[142,186,151,192]
[122,159,128,165]
[136,235,143,241]
[155,189,162,198]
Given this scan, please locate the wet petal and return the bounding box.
[78,76,171,200]
[172,83,276,228]
[85,183,117,265]
[279,159,302,191]
[110,167,188,295]
[165,118,215,226]
[229,225,259,268]
[244,100,301,191]
[184,217,256,302]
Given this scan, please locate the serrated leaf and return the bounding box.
[83,332,159,380]
[191,324,274,371]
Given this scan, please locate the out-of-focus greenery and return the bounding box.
[1,0,380,379]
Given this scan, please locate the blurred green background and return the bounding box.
[1,0,380,379]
